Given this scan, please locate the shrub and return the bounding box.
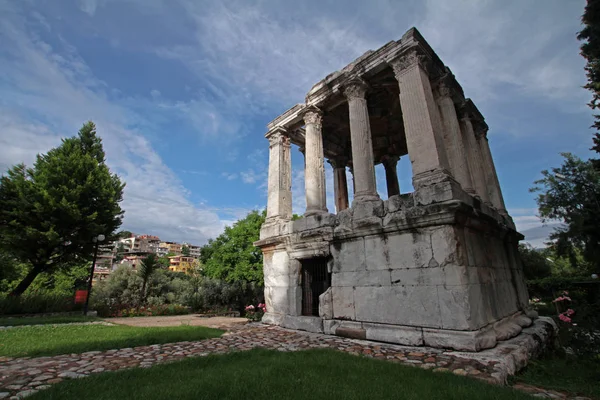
[0,292,81,315]
[111,304,189,318]
[245,303,266,322]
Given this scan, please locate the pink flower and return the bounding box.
[566,309,575,316]
[552,296,572,303]
[558,313,572,323]
[245,305,255,311]
[258,303,265,308]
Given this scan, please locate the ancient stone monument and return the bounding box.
[254,27,538,351]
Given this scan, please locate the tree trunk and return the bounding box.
[140,280,147,307]
[9,265,44,296]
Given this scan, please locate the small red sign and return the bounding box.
[74,290,88,304]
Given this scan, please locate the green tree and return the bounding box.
[200,210,265,284]
[530,153,600,272]
[117,230,133,239]
[518,244,552,280]
[157,252,175,269]
[0,121,125,296]
[181,245,190,257]
[578,0,600,160]
[138,253,159,304]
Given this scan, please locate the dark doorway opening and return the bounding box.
[301,257,331,316]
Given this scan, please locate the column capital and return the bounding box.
[380,154,400,168]
[389,48,430,79]
[434,73,465,104]
[342,78,369,100]
[327,157,348,169]
[302,105,323,127]
[265,127,290,148]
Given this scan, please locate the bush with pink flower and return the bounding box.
[245,303,266,322]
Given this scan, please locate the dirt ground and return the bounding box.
[105,314,248,330]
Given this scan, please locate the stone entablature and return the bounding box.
[255,27,536,352]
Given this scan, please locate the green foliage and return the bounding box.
[90,265,262,316]
[117,230,133,239]
[578,0,600,159]
[112,304,189,318]
[0,292,80,315]
[518,244,552,280]
[0,121,125,296]
[530,153,600,272]
[200,210,265,284]
[511,355,600,399]
[138,254,159,304]
[181,245,190,256]
[157,252,175,269]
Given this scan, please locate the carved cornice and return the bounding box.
[342,78,369,100]
[389,48,430,79]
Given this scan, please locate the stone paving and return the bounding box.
[0,323,591,399]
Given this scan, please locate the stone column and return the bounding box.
[459,113,489,203]
[381,155,400,197]
[265,127,292,222]
[478,129,507,214]
[390,50,451,187]
[348,165,356,195]
[328,159,349,212]
[435,81,475,194]
[303,107,328,215]
[343,79,380,203]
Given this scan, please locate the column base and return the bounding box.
[352,191,381,205]
[305,208,329,217]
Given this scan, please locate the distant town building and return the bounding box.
[168,255,196,274]
[120,255,146,270]
[160,241,183,256]
[119,235,161,254]
[183,243,201,258]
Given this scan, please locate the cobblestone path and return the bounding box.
[0,324,590,399]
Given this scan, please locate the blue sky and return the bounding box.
[0,0,594,246]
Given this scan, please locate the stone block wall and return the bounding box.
[257,196,534,351]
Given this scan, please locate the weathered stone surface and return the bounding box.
[336,326,367,340]
[261,312,284,326]
[281,316,323,333]
[363,322,424,346]
[390,267,444,287]
[333,270,391,287]
[352,199,384,228]
[318,288,333,319]
[423,327,497,351]
[354,286,441,328]
[331,287,355,320]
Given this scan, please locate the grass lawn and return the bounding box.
[0,315,98,327]
[0,324,223,358]
[511,354,600,399]
[30,349,533,400]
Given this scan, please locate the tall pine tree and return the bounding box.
[578,0,600,164]
[0,122,125,296]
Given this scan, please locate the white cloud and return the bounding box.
[221,172,238,181]
[0,5,227,245]
[77,0,99,16]
[417,0,588,110]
